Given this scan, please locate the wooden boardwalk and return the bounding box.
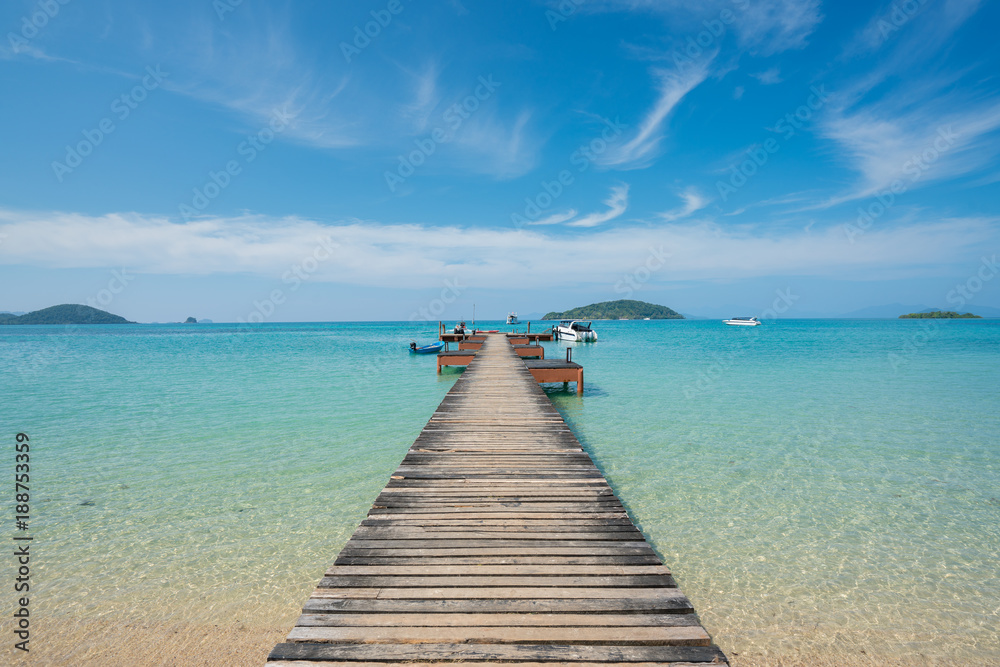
[268,334,727,665]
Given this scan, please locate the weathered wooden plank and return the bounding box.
[317,575,678,588]
[286,625,710,645]
[269,663,722,667]
[301,596,696,614]
[332,556,666,566]
[335,546,660,558]
[310,587,681,599]
[269,643,728,663]
[324,565,672,576]
[296,612,694,627]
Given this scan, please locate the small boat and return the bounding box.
[410,341,445,354]
[506,312,520,325]
[451,321,470,335]
[553,320,598,342]
[723,317,761,326]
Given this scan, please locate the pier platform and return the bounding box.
[269,334,727,666]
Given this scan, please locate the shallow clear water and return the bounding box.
[2,319,998,661]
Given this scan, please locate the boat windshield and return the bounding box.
[571,322,592,331]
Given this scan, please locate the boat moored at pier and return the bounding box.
[554,319,598,342]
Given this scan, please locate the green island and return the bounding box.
[0,304,133,325]
[899,310,981,319]
[543,299,684,320]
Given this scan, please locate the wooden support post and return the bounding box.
[577,368,584,395]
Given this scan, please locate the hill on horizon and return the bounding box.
[0,304,133,325]
[543,300,684,320]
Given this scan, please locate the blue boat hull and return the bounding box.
[410,342,445,354]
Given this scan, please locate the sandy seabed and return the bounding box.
[8,618,1000,667]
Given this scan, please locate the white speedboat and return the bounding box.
[554,320,598,342]
[506,312,520,325]
[723,317,761,326]
[452,320,471,334]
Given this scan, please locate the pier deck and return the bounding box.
[269,334,727,666]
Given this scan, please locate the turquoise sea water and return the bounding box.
[2,319,998,662]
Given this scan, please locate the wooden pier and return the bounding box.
[269,334,727,665]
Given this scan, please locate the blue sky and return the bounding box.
[1,0,999,321]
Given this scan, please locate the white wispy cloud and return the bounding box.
[658,187,709,222]
[751,67,782,85]
[452,109,539,179]
[814,0,999,206]
[842,0,981,63]
[528,210,578,226]
[736,0,823,55]
[399,62,441,134]
[566,185,630,227]
[1,209,993,288]
[598,65,709,169]
[584,0,823,56]
[818,99,1000,205]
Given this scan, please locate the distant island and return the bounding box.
[900,310,981,319]
[0,304,133,325]
[544,299,684,320]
